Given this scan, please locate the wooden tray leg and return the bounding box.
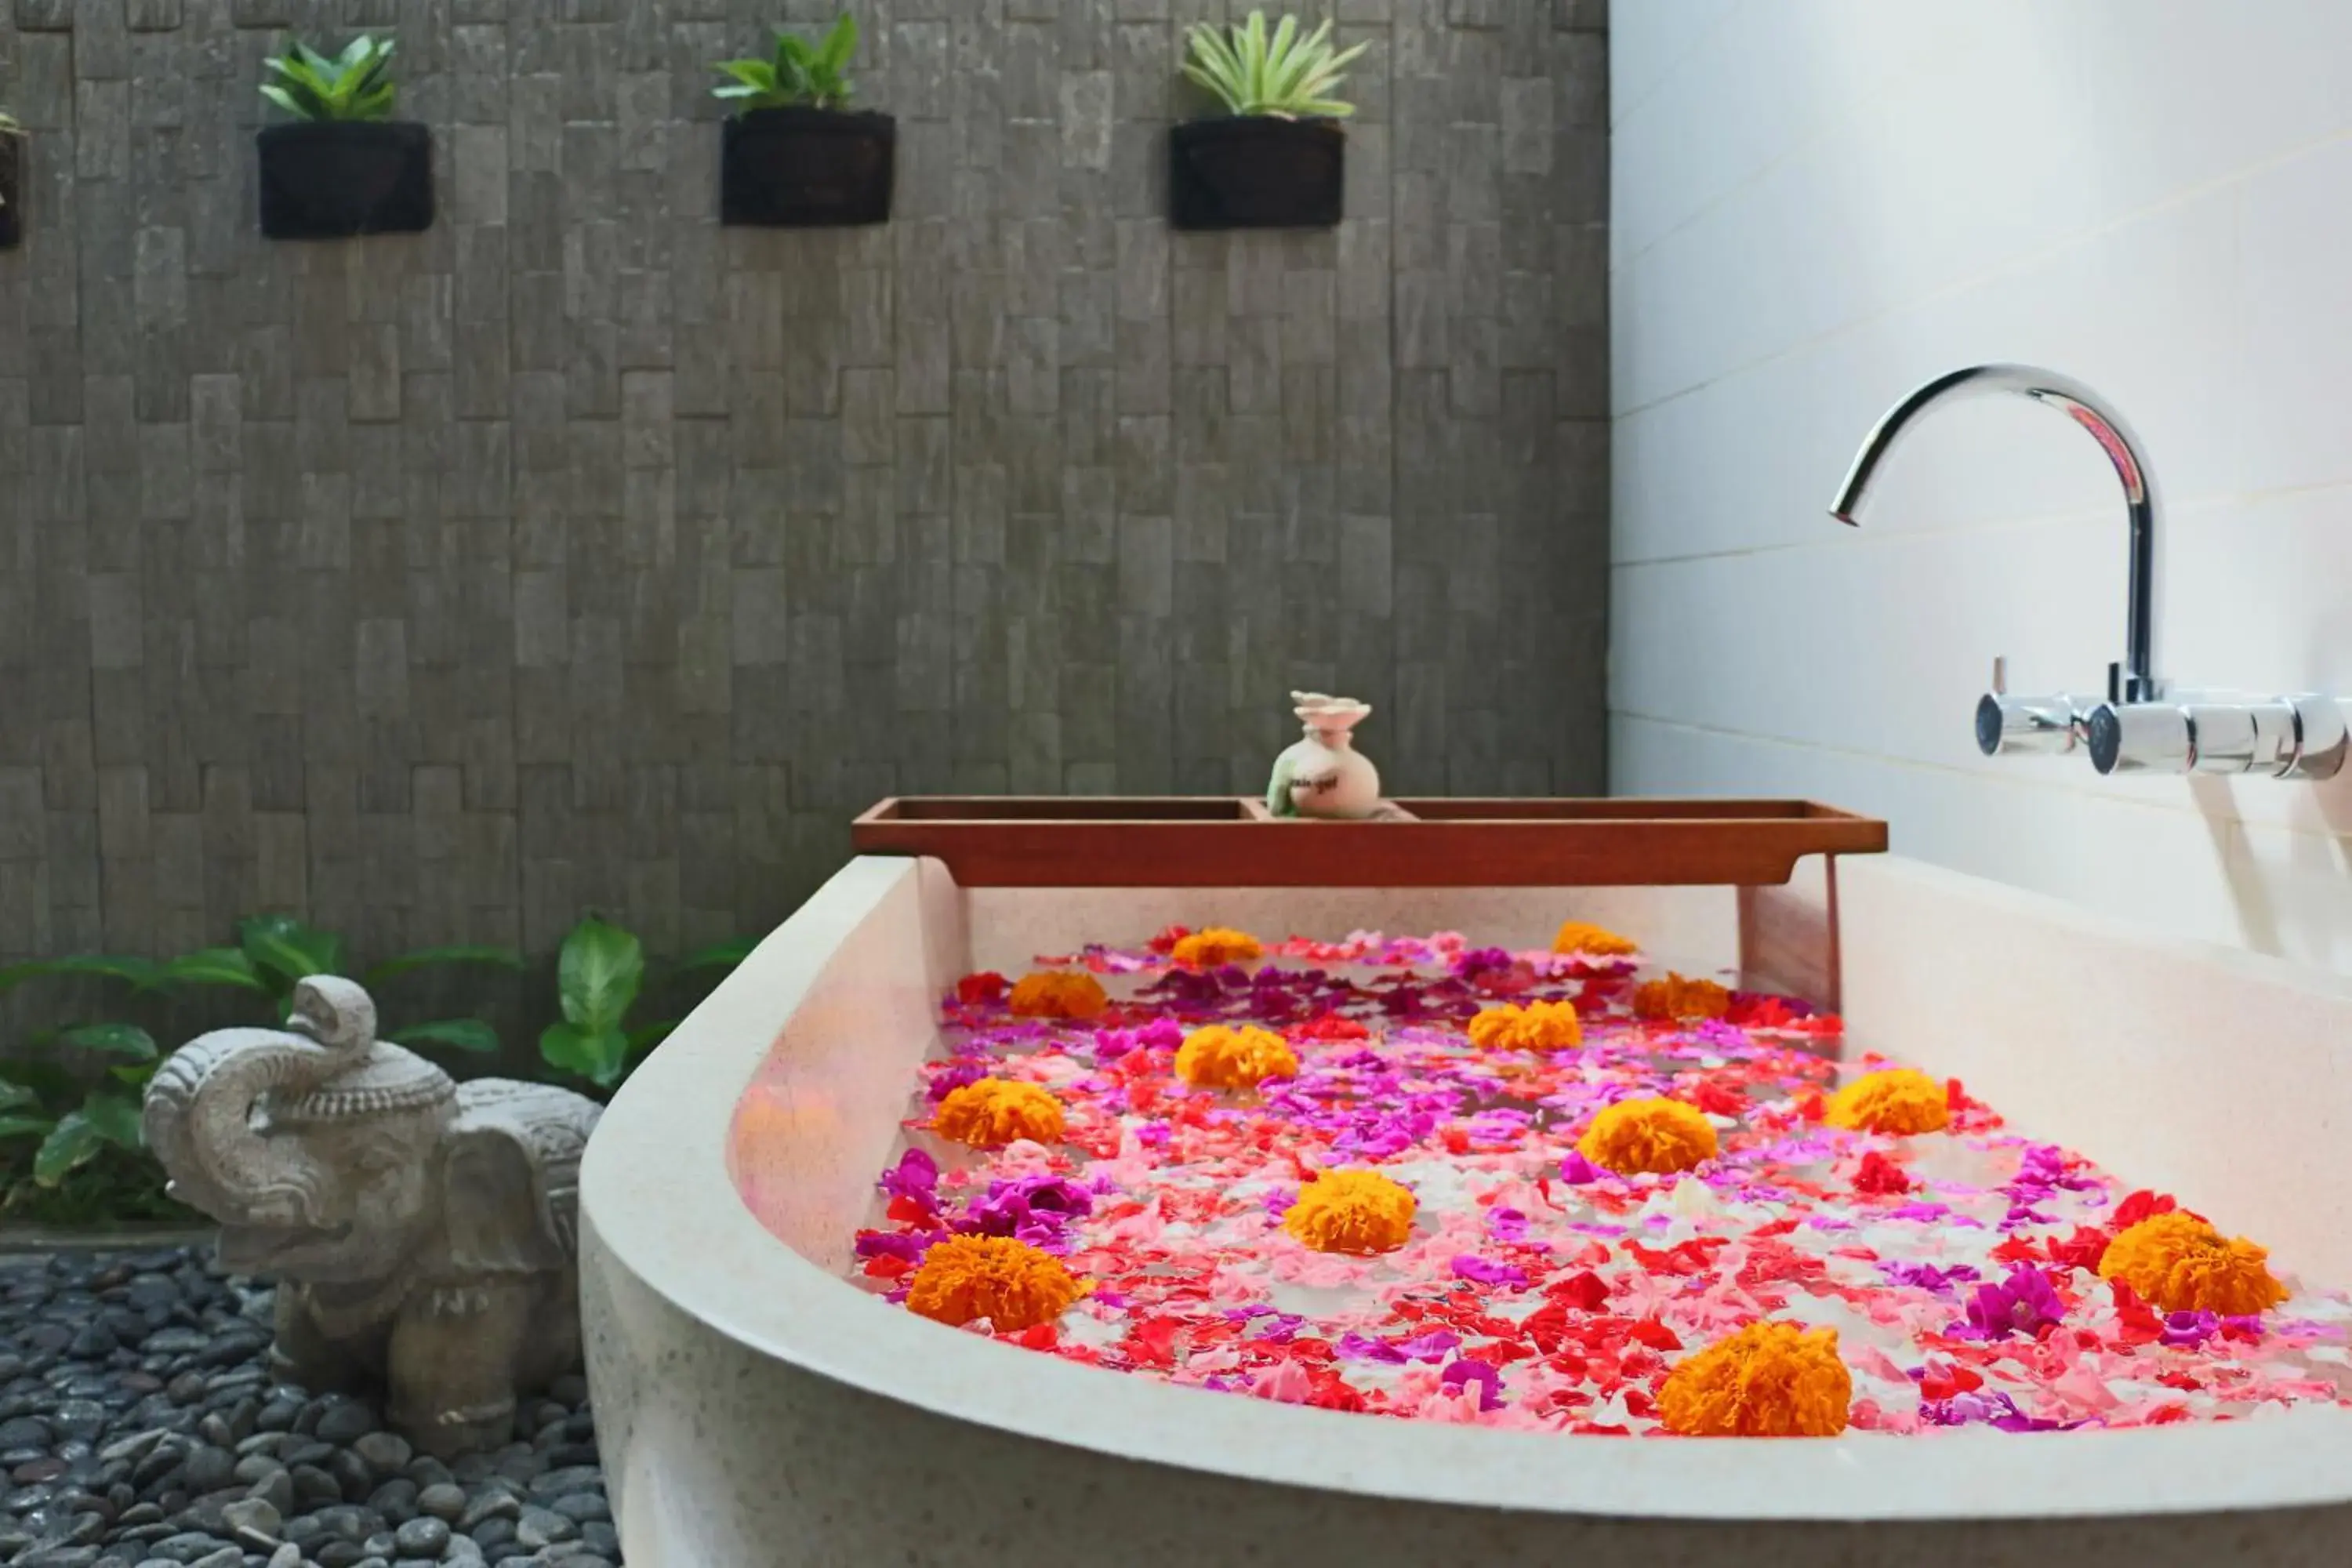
[1737,854,1842,1018]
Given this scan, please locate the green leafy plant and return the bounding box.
[539,917,755,1091]
[0,916,521,1223]
[1182,11,1368,119]
[713,14,860,112]
[260,34,400,123]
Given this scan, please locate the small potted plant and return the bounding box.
[713,13,895,227]
[0,111,24,251]
[1173,11,1367,231]
[256,34,434,241]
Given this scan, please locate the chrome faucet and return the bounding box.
[1831,363,2346,780]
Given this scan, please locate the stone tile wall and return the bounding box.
[0,0,1607,968]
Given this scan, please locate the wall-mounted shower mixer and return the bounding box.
[1832,364,2347,782]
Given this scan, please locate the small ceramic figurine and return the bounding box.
[1265,691,1382,818]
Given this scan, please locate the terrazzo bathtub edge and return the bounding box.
[581,853,2352,1567]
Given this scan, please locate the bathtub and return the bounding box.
[580,848,2352,1566]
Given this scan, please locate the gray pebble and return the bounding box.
[315,1545,365,1568]
[187,1551,244,1568]
[548,1495,607,1524]
[245,1472,293,1520]
[289,1465,340,1509]
[466,1519,514,1555]
[370,1482,421,1526]
[513,1507,575,1550]
[417,1484,468,1523]
[579,1520,619,1557]
[362,1533,397,1559]
[230,1454,281,1486]
[352,1432,411,1479]
[267,1545,300,1568]
[312,1405,377,1447]
[392,1515,448,1559]
[181,1446,234,1494]
[0,1415,56,1447]
[218,1497,279,1548]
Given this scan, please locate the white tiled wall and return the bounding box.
[1610,0,2352,974]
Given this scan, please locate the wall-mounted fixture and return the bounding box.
[713,15,895,228]
[1170,13,1364,232]
[256,35,434,241]
[1831,364,2347,781]
[0,111,25,252]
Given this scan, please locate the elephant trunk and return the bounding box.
[143,1029,343,1227]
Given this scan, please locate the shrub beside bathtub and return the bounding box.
[0,913,753,1225]
[1172,11,1367,230]
[714,13,896,227]
[256,34,434,240]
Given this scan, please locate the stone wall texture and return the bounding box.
[0,0,1608,969]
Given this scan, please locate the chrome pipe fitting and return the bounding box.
[2087,695,2348,779]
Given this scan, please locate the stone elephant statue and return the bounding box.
[143,975,603,1457]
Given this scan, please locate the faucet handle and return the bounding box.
[1976,656,2083,757]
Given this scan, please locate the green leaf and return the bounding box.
[33,1112,107,1187]
[557,916,644,1036]
[715,59,778,89]
[539,1022,630,1090]
[107,1062,159,1090]
[673,937,757,976]
[55,1023,158,1063]
[78,1091,145,1152]
[164,947,268,992]
[626,1020,676,1056]
[390,1018,502,1054]
[818,13,859,74]
[0,1115,56,1143]
[0,1080,38,1113]
[239,913,345,988]
[365,945,526,987]
[0,954,164,993]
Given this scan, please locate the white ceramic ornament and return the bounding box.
[1265,691,1381,819]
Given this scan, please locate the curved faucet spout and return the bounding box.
[1828,363,2158,704]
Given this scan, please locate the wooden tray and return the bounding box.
[849,797,1886,888]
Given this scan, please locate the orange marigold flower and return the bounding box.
[1632,973,1732,1022]
[1465,999,1584,1051]
[1824,1067,1949,1136]
[1174,1024,1298,1089]
[1283,1168,1417,1255]
[1658,1321,1852,1437]
[1577,1096,1719,1175]
[1006,970,1108,1020]
[905,1235,1087,1331]
[1552,920,1639,957]
[2097,1210,2288,1316]
[933,1078,1066,1148]
[1169,926,1264,967]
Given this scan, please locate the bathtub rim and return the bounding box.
[581,852,2352,1526]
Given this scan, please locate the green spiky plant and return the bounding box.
[713,14,861,113]
[1182,11,1369,119]
[259,34,399,122]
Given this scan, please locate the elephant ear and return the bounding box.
[444,1083,601,1275]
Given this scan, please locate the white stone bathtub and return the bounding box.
[580,853,2352,1566]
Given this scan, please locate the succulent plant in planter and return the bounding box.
[713,13,896,228]
[0,111,24,252]
[1173,12,1368,231]
[256,34,434,241]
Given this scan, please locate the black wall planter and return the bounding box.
[258,122,434,241]
[0,136,23,252]
[1171,116,1345,231]
[721,108,896,228]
